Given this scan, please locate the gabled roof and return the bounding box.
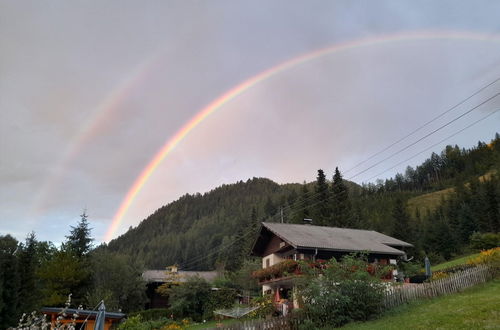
[253,222,412,256]
[142,270,219,283]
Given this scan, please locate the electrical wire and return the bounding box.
[347,92,500,180]
[363,108,500,182]
[344,76,500,174]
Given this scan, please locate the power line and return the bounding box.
[363,108,500,182]
[180,90,500,270]
[344,76,500,174]
[279,90,500,214]
[347,92,500,180]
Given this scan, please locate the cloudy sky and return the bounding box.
[1,0,500,244]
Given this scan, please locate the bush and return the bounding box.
[296,254,388,328]
[470,232,500,250]
[203,287,238,319]
[168,276,211,322]
[467,247,500,273]
[248,294,275,319]
[117,315,184,330]
[129,308,172,321]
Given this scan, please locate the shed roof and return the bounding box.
[142,270,219,283]
[254,222,412,256]
[41,307,125,320]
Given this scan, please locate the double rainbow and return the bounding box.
[80,31,498,242]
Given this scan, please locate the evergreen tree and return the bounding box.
[293,182,311,224]
[65,211,93,257]
[331,167,351,227]
[0,235,20,329]
[263,197,277,218]
[17,232,40,315]
[391,198,412,242]
[37,249,88,306]
[483,176,499,232]
[312,169,330,225]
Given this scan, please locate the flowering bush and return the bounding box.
[251,260,298,282]
[296,254,388,328]
[467,247,500,273]
[252,257,393,283]
[431,271,449,281]
[249,294,276,319]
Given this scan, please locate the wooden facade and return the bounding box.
[41,307,125,330]
[251,222,413,310]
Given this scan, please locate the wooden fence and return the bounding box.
[209,265,494,329]
[207,315,300,330]
[383,265,494,309]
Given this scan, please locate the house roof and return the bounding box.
[142,270,219,283]
[254,222,412,256]
[41,307,125,320]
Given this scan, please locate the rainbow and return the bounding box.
[31,51,165,216]
[104,30,500,241]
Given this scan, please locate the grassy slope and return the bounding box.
[407,188,454,216]
[342,279,500,330]
[407,170,497,216]
[431,253,480,271]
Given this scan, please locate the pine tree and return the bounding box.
[65,211,93,257]
[331,167,351,227]
[313,169,331,225]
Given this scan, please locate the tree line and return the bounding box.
[0,212,146,329]
[105,133,499,271]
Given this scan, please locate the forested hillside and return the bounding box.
[105,133,500,270]
[105,179,305,270]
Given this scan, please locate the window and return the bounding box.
[266,258,270,268]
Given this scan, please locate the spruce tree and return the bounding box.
[313,169,331,225]
[65,211,93,257]
[331,167,351,227]
[391,198,412,243]
[0,235,20,328]
[17,232,40,315]
[293,182,311,224]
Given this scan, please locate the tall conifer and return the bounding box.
[331,167,351,227]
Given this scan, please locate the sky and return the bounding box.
[1,0,500,245]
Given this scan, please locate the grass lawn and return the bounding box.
[432,253,480,271]
[342,279,500,330]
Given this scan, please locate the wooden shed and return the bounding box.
[41,307,125,330]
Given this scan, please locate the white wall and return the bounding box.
[262,253,283,268]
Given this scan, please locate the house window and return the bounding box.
[266,258,270,268]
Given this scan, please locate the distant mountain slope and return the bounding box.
[106,178,303,270]
[105,133,499,270]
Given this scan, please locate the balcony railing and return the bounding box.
[252,259,393,283]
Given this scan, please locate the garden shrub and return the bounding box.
[129,308,172,321]
[118,315,186,330]
[203,287,238,319]
[470,232,500,251]
[296,254,389,328]
[248,294,275,319]
[467,247,500,273]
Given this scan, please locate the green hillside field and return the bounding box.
[341,279,500,330]
[431,253,480,272]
